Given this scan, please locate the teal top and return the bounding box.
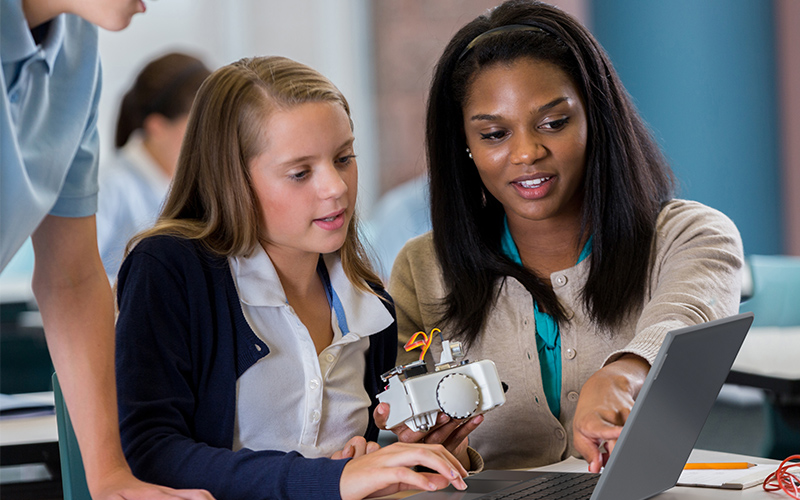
[500,217,592,418]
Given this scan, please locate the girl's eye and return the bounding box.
[290,170,309,181]
[479,130,507,141]
[540,117,569,131]
[336,154,356,166]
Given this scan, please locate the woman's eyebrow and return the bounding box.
[468,96,570,122]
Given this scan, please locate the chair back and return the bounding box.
[739,254,800,327]
[52,373,92,500]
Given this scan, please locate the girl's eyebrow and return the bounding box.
[277,137,356,168]
[468,96,570,122]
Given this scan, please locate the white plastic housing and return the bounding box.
[377,359,506,432]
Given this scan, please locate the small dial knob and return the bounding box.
[436,373,480,419]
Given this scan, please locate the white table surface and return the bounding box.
[732,326,800,380]
[0,392,57,447]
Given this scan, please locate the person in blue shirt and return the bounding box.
[1,1,211,498]
[97,52,211,280]
[114,55,469,500]
[364,174,431,280]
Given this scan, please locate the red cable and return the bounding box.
[763,455,800,499]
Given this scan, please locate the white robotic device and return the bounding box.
[377,337,506,432]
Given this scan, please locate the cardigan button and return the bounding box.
[555,428,566,440]
[555,275,568,287]
[565,348,576,360]
[567,391,579,402]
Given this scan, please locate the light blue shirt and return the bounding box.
[365,175,431,279]
[96,135,171,280]
[1,0,102,271]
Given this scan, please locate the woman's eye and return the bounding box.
[541,117,569,130]
[480,130,507,140]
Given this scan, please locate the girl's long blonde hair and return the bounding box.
[127,56,382,293]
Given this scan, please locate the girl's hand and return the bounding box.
[373,403,482,469]
[572,354,650,473]
[339,442,468,500]
[90,466,215,500]
[332,436,381,459]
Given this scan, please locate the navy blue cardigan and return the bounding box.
[115,235,397,500]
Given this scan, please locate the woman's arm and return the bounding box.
[607,200,745,365]
[573,201,744,471]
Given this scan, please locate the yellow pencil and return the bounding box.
[684,462,757,470]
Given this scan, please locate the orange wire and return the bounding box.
[763,455,800,499]
[404,330,434,361]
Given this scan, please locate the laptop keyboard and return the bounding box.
[478,472,600,500]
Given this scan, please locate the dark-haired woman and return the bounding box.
[382,0,743,473]
[96,52,211,279]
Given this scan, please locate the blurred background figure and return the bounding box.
[96,52,211,279]
[365,174,430,280]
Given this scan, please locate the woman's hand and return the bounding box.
[373,403,483,469]
[572,354,650,473]
[339,442,468,500]
[332,436,381,460]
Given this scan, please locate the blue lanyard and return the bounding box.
[317,257,349,335]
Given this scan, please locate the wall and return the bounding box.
[777,0,800,255]
[592,0,787,256]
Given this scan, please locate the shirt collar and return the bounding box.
[321,253,393,339]
[500,215,593,266]
[231,249,394,339]
[120,133,172,198]
[230,246,288,308]
[40,15,65,74]
[1,1,65,74]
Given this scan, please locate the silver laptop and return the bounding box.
[407,312,754,500]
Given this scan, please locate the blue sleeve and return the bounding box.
[50,50,101,218]
[115,240,348,500]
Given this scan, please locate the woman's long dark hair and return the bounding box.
[427,0,674,346]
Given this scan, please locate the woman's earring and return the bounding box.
[466,147,473,159]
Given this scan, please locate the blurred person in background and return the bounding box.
[97,52,211,279]
[365,174,430,280]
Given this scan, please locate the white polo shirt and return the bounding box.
[229,248,393,458]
